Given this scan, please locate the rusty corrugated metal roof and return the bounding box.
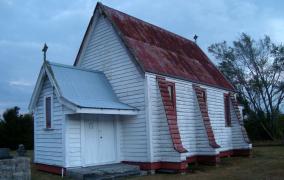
[76,3,235,91]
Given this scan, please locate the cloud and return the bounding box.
[9,80,33,87]
[0,40,41,49]
[267,18,284,43]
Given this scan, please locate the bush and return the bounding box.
[245,112,284,141]
[0,107,33,150]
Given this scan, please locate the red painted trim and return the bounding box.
[124,148,251,171]
[35,163,66,175]
[157,76,187,153]
[229,93,251,143]
[232,149,251,157]
[219,148,251,157]
[219,150,234,157]
[186,148,250,164]
[186,155,220,165]
[197,155,220,165]
[193,85,220,148]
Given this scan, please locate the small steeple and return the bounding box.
[42,43,48,62]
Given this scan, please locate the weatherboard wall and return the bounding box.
[76,15,148,162]
[146,73,250,162]
[64,113,81,168]
[34,77,65,167]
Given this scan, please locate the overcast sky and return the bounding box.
[0,0,284,115]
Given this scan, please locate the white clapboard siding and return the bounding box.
[34,77,64,166]
[147,74,181,162]
[65,114,81,167]
[230,104,251,149]
[147,73,250,161]
[205,86,250,151]
[77,15,147,161]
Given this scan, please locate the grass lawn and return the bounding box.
[131,146,284,180]
[27,146,284,180]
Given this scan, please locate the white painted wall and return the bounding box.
[34,76,65,166]
[147,74,182,162]
[76,15,147,162]
[65,114,81,167]
[146,73,250,162]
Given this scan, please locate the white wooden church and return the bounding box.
[29,2,252,174]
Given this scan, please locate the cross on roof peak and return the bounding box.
[42,43,48,62]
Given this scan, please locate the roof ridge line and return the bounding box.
[48,61,103,74]
[100,3,197,46]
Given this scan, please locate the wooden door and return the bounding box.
[83,115,116,166]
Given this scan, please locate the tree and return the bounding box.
[0,107,33,149]
[208,33,284,140]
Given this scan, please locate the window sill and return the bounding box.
[225,125,232,128]
[43,128,55,131]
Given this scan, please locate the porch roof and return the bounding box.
[47,61,138,114]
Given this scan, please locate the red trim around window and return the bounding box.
[157,76,187,153]
[167,82,176,110]
[193,85,220,148]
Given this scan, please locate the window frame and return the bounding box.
[44,95,53,129]
[224,93,231,127]
[167,82,176,111]
[200,89,207,103]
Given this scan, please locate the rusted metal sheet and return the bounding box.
[102,4,234,91]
